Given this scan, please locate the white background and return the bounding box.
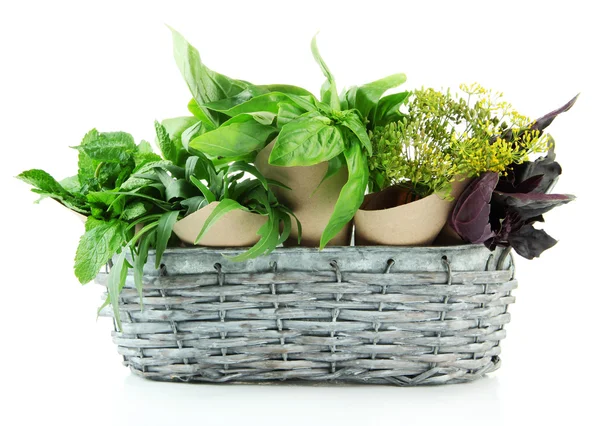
[1,1,598,425]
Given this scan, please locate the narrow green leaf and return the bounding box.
[107,250,131,331]
[311,34,340,110]
[313,153,344,194]
[320,142,368,249]
[155,211,179,268]
[226,213,279,262]
[190,176,216,203]
[194,199,247,244]
[134,231,155,308]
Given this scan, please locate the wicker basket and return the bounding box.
[96,245,516,386]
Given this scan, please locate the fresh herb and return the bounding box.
[449,95,578,258]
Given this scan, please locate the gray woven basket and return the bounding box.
[96,245,515,386]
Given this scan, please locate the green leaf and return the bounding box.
[169,27,251,128]
[320,142,368,249]
[161,116,198,165]
[228,162,269,190]
[189,113,276,158]
[373,91,410,126]
[17,169,70,196]
[187,99,217,130]
[311,35,340,110]
[269,112,344,166]
[340,111,372,155]
[257,84,316,97]
[314,153,345,194]
[226,213,279,262]
[60,175,81,193]
[154,121,176,163]
[133,231,155,308]
[181,196,208,216]
[277,102,307,127]
[194,199,247,244]
[74,131,136,163]
[352,73,407,120]
[74,218,127,284]
[155,211,179,268]
[120,201,148,221]
[107,250,131,331]
[190,176,216,203]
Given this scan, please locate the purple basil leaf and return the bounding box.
[496,174,544,194]
[507,224,558,259]
[512,137,562,193]
[493,191,575,220]
[531,94,579,132]
[450,172,498,243]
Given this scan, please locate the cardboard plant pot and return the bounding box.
[354,178,471,246]
[173,201,267,247]
[254,140,351,247]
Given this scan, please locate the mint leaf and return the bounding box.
[74,218,127,284]
[17,169,69,196]
[74,131,136,163]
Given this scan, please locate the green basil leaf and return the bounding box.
[269,112,344,166]
[311,35,340,110]
[373,91,410,127]
[194,199,247,244]
[257,84,316,97]
[313,153,345,194]
[277,102,306,128]
[352,73,407,120]
[187,99,217,130]
[155,211,179,268]
[75,218,127,284]
[169,27,251,128]
[189,113,276,158]
[340,112,372,155]
[320,142,368,249]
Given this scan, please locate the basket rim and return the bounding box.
[151,244,488,256]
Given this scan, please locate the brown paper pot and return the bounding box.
[254,140,351,246]
[354,178,471,246]
[173,201,267,247]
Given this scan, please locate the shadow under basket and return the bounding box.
[96,245,516,386]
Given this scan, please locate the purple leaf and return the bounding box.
[531,94,579,132]
[511,137,562,193]
[492,191,575,220]
[507,224,558,259]
[449,172,498,243]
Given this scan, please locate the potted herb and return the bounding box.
[448,95,578,257]
[165,28,408,248]
[355,84,564,246]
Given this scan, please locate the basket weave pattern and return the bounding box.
[97,245,515,386]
